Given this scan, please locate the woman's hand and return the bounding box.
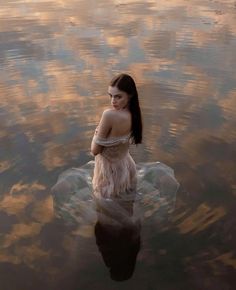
[91,126,103,156]
[94,126,99,136]
[91,110,112,156]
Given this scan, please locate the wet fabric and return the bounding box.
[51,161,179,226]
[92,134,137,198]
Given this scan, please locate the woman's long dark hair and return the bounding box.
[110,73,142,144]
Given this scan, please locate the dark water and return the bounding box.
[0,0,236,289]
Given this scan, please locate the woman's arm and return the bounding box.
[91,110,112,156]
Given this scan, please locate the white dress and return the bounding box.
[92,133,137,199]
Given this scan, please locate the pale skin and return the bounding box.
[91,86,132,156]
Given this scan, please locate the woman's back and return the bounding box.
[105,109,131,138]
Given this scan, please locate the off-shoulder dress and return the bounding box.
[92,133,137,199]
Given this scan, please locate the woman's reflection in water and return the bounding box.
[94,197,141,281]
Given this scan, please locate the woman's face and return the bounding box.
[108,86,130,110]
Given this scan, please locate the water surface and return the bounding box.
[0,0,236,289]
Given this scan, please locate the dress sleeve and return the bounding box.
[92,134,130,147]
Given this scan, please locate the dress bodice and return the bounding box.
[93,133,131,161]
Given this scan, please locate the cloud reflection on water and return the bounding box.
[0,0,236,289]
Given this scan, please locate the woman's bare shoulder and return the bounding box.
[103,108,116,115]
[102,108,119,120]
[103,108,130,119]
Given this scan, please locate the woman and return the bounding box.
[91,73,142,199]
[52,73,179,225]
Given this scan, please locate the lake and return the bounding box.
[0,0,236,289]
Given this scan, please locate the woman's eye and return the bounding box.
[108,94,122,99]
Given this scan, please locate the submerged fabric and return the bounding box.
[92,133,137,198]
[51,130,180,226]
[51,135,180,280]
[51,163,179,227]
